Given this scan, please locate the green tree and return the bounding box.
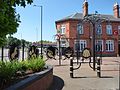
[6,36,21,46]
[6,36,32,47]
[0,0,33,46]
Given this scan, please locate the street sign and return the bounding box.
[64,47,73,58]
[28,45,38,59]
[82,48,91,59]
[46,46,56,59]
[113,30,118,35]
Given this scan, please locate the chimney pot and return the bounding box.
[113,2,119,18]
[83,0,88,16]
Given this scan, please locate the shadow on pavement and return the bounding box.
[73,76,87,78]
[101,69,119,71]
[53,64,69,67]
[72,76,113,79]
[48,75,64,90]
[100,76,114,78]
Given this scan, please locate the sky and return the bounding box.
[13,0,120,42]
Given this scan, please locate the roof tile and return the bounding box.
[56,13,120,22]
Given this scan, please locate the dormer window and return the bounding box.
[106,25,112,35]
[77,24,83,34]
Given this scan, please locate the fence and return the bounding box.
[0,46,28,61]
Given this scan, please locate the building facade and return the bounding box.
[55,0,120,56]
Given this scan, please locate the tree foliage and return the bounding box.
[38,40,53,44]
[0,0,33,46]
[6,36,32,47]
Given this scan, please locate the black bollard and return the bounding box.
[97,57,101,77]
[70,59,73,78]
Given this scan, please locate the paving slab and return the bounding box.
[46,57,120,90]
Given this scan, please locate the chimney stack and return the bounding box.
[113,2,119,18]
[83,0,88,16]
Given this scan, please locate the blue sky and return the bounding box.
[13,0,120,42]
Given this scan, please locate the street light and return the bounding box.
[55,33,62,65]
[33,5,43,58]
[79,12,105,71]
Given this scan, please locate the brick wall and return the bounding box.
[56,20,120,56]
[6,66,53,90]
[23,71,53,90]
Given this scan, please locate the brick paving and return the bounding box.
[46,57,120,90]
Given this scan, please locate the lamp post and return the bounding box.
[55,34,62,65]
[76,23,81,64]
[79,12,105,71]
[34,5,43,58]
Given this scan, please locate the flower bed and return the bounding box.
[0,58,53,90]
[6,65,53,90]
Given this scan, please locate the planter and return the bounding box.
[5,65,53,90]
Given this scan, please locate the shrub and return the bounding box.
[27,58,45,72]
[0,58,45,88]
[19,60,29,71]
[0,61,19,86]
[0,62,15,79]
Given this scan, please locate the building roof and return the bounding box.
[56,13,120,23]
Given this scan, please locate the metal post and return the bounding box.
[83,13,104,71]
[33,5,43,59]
[22,42,24,61]
[77,24,80,64]
[76,41,80,65]
[59,37,61,65]
[70,59,73,78]
[93,23,96,71]
[1,46,4,61]
[97,57,101,77]
[40,6,43,59]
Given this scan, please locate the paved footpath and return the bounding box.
[46,57,120,90]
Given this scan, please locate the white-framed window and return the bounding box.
[79,40,87,52]
[74,40,87,52]
[118,26,120,35]
[95,40,103,52]
[61,25,66,34]
[106,25,112,35]
[106,40,114,51]
[77,24,83,34]
[96,24,102,35]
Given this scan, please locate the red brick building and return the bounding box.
[55,0,120,56]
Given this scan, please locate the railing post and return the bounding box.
[1,46,4,61]
[97,57,101,77]
[22,42,25,61]
[58,37,61,65]
[70,59,73,78]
